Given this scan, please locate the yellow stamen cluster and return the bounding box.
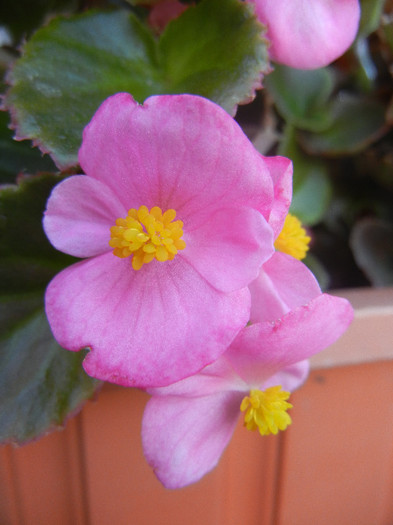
[274,213,311,260]
[109,205,186,270]
[240,386,292,436]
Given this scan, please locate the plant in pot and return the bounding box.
[0,0,392,524]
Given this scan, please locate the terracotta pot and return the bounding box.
[1,287,393,525]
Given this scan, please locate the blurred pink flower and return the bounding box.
[252,0,361,69]
[148,0,188,33]
[142,266,353,488]
[43,93,292,388]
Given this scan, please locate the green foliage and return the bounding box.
[265,65,335,132]
[358,0,386,37]
[299,94,387,156]
[0,112,56,184]
[0,303,100,444]
[279,126,332,226]
[263,8,393,288]
[0,0,270,444]
[350,218,393,286]
[0,174,99,444]
[0,174,77,294]
[5,0,269,168]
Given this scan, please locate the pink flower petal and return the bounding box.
[45,253,250,388]
[183,207,274,292]
[78,93,274,225]
[43,175,126,258]
[227,293,354,386]
[254,0,361,69]
[142,391,241,488]
[249,252,321,322]
[263,360,310,392]
[263,155,293,238]
[147,356,248,398]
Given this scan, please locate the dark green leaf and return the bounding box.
[0,299,100,445]
[0,173,77,294]
[0,111,56,184]
[358,0,385,37]
[299,94,387,156]
[279,125,332,225]
[265,64,335,132]
[5,2,269,168]
[350,218,393,286]
[159,0,268,111]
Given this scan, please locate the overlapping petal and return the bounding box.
[142,287,353,488]
[227,293,353,386]
[43,175,126,258]
[249,252,321,322]
[182,206,274,292]
[45,253,250,387]
[264,155,293,238]
[253,0,361,69]
[78,93,274,224]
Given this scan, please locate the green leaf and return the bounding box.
[264,64,335,132]
[5,2,269,168]
[0,299,100,445]
[299,94,387,156]
[0,166,99,444]
[159,0,267,110]
[358,0,385,37]
[0,111,56,184]
[279,125,332,225]
[0,173,77,295]
[350,218,393,286]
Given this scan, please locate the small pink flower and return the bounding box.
[43,93,291,388]
[250,155,316,322]
[252,0,361,69]
[142,267,353,488]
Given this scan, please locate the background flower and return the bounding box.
[252,0,361,69]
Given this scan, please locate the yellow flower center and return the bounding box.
[240,386,292,436]
[274,213,311,260]
[109,205,186,270]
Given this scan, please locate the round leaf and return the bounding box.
[350,218,393,286]
[279,125,332,225]
[0,302,100,444]
[0,173,77,294]
[5,3,269,168]
[265,64,335,132]
[299,94,388,156]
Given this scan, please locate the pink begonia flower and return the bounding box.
[142,266,354,489]
[43,92,293,388]
[252,0,361,69]
[251,154,315,322]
